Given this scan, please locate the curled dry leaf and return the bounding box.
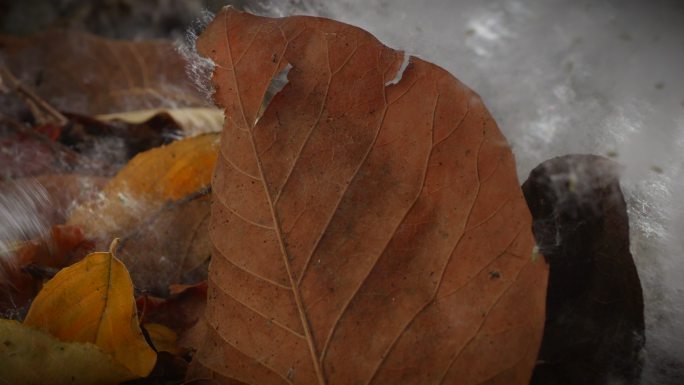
[0,319,137,385]
[97,107,225,137]
[191,9,548,385]
[144,322,182,355]
[0,30,207,115]
[67,133,219,242]
[137,281,208,334]
[118,192,211,296]
[23,240,156,378]
[58,112,181,175]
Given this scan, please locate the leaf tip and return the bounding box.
[108,238,120,256]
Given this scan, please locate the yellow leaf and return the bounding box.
[67,133,219,240]
[96,107,224,137]
[0,319,136,385]
[144,323,181,355]
[23,240,156,377]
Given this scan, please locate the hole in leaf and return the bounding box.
[256,63,292,124]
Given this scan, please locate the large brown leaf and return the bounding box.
[192,9,548,385]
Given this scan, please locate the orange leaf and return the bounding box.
[67,133,219,241]
[191,9,549,385]
[144,322,181,355]
[23,240,156,377]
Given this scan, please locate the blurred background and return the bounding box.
[1,0,682,383]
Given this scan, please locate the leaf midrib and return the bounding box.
[222,12,328,385]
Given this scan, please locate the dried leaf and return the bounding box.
[23,240,156,377]
[67,133,219,241]
[118,193,211,296]
[137,281,208,333]
[192,9,548,385]
[0,30,207,115]
[58,112,182,174]
[97,107,225,137]
[0,319,137,385]
[144,323,182,355]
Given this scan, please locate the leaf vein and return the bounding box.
[214,192,275,230]
[206,315,295,385]
[364,125,486,385]
[209,276,306,338]
[295,68,397,288]
[211,245,291,290]
[436,261,530,385]
[319,94,440,364]
[224,14,327,383]
[221,147,261,180]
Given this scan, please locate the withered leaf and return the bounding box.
[67,133,219,242]
[0,29,207,115]
[192,9,548,385]
[96,107,225,137]
[137,282,208,334]
[58,112,181,174]
[56,109,223,175]
[0,319,138,385]
[144,322,182,355]
[23,240,157,377]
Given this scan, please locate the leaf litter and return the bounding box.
[0,4,649,385]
